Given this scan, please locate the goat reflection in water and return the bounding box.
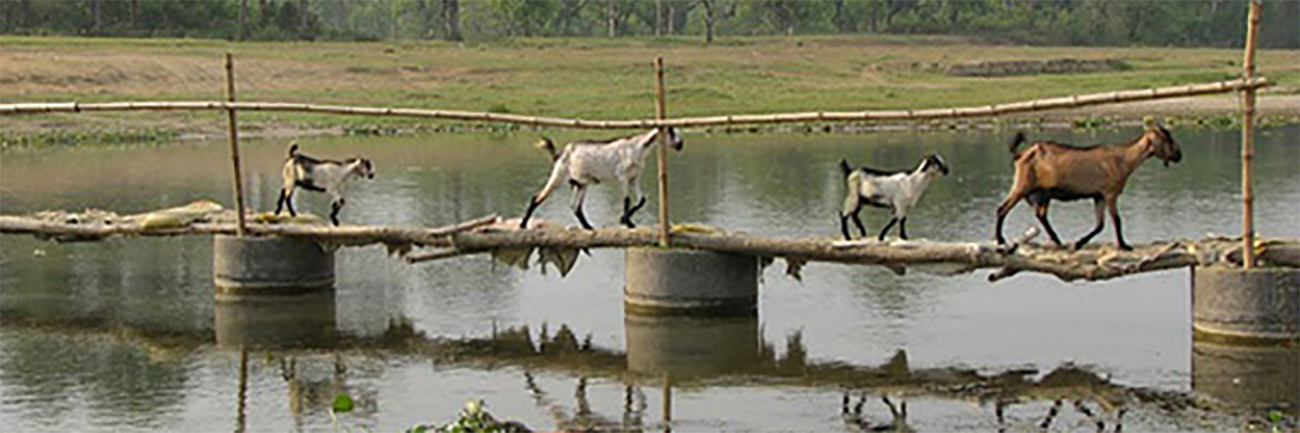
[841,394,910,432]
[524,372,646,432]
[994,121,1182,251]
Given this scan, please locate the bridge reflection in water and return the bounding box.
[1192,339,1299,415]
[215,290,337,350]
[3,303,1295,431]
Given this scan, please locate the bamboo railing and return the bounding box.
[0,77,1270,129]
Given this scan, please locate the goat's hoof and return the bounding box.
[1118,244,1134,252]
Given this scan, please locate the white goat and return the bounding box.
[275,143,375,226]
[839,154,949,241]
[520,128,684,229]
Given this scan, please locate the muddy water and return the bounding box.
[1,126,1297,432]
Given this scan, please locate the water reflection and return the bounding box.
[1192,339,1300,415]
[3,127,1298,431]
[0,324,192,431]
[624,315,761,379]
[213,291,337,350]
[1,314,1272,431]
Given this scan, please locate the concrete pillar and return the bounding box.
[624,248,759,316]
[213,235,337,349]
[1192,339,1299,414]
[625,314,760,380]
[214,290,337,349]
[1192,266,1300,342]
[214,234,334,298]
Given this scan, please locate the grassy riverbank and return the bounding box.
[2,35,1298,147]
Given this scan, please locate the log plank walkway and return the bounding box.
[2,203,1296,283]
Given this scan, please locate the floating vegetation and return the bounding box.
[0,128,180,149]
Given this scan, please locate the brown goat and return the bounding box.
[994,123,1181,251]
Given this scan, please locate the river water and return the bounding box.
[1,126,1297,432]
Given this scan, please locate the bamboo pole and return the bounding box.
[1241,0,1261,269]
[224,53,248,236]
[654,57,671,247]
[0,78,1271,129]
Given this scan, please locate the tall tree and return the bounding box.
[606,0,617,37]
[443,0,461,40]
[699,0,734,45]
[239,0,249,40]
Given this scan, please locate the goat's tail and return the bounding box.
[288,142,300,157]
[838,158,853,179]
[533,137,559,162]
[1007,132,1027,155]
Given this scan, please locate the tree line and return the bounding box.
[1,0,1295,49]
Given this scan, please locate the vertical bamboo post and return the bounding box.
[225,53,248,236]
[1241,0,1260,269]
[654,57,671,247]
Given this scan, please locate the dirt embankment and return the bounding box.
[1,42,1297,143]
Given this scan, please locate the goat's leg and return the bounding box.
[994,191,1024,245]
[1107,198,1133,251]
[840,214,852,241]
[1074,198,1107,250]
[285,189,298,217]
[275,188,288,216]
[1040,399,1063,430]
[521,163,568,229]
[570,185,595,230]
[841,188,865,240]
[841,207,866,241]
[622,197,634,228]
[877,217,898,241]
[1034,202,1064,247]
[620,197,646,228]
[898,217,908,240]
[521,198,542,229]
[1073,400,1106,432]
[620,180,646,228]
[851,210,868,238]
[329,198,344,226]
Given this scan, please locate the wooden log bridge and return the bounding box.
[2,203,1297,283]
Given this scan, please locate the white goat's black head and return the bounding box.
[919,154,949,175]
[662,127,684,151]
[349,158,375,179]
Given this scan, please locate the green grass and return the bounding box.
[1,34,1296,145]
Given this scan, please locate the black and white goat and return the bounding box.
[519,128,684,230]
[275,143,375,226]
[839,154,949,241]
